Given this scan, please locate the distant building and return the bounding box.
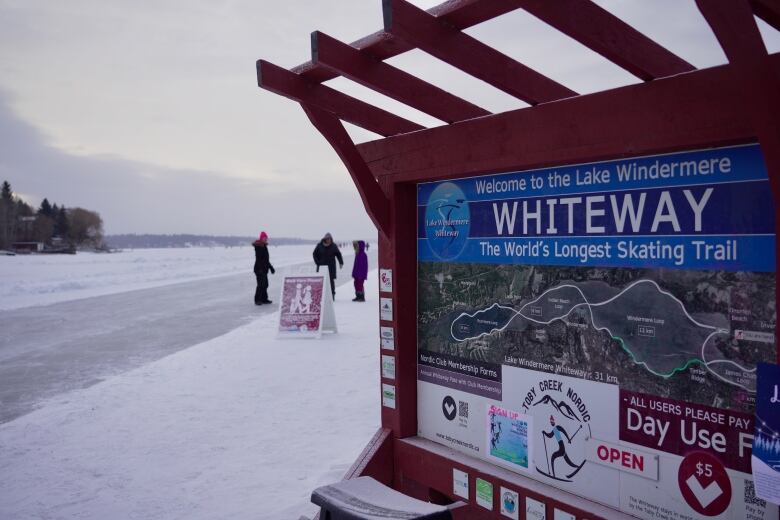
[17,216,36,241]
[12,241,43,253]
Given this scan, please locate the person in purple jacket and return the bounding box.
[351,240,368,302]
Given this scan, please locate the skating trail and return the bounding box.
[0,248,374,424]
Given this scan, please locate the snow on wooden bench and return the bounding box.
[311,476,457,520]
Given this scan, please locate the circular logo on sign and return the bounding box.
[424,182,470,260]
[442,395,457,421]
[502,491,516,513]
[677,451,731,516]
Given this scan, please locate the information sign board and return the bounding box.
[416,144,777,519]
[277,274,337,338]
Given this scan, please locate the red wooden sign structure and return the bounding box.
[258,1,780,518]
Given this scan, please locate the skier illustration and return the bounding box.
[489,417,504,451]
[541,415,584,480]
[491,430,501,450]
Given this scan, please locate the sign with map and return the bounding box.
[416,144,777,519]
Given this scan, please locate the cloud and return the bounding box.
[0,90,375,238]
[2,0,778,240]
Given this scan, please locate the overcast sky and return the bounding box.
[0,1,778,238]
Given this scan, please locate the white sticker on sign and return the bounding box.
[381,383,396,409]
[453,468,469,499]
[380,326,395,350]
[553,509,575,520]
[380,297,393,321]
[381,355,396,380]
[526,497,546,520]
[476,478,493,510]
[379,269,393,292]
[500,487,519,519]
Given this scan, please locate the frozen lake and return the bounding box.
[0,244,380,519]
[0,245,372,424]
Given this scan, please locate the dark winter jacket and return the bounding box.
[352,241,368,280]
[253,241,274,275]
[313,240,343,280]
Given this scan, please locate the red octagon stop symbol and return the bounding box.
[677,451,731,516]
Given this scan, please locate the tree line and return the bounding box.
[105,234,313,249]
[0,181,104,250]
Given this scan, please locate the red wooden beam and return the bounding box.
[301,103,392,238]
[514,0,695,81]
[751,0,780,31]
[257,60,424,137]
[293,0,522,84]
[311,31,490,123]
[356,56,780,183]
[382,0,577,105]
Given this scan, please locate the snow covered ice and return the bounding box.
[0,245,317,311]
[0,245,380,519]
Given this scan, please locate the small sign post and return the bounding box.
[277,274,337,338]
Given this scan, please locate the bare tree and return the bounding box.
[67,207,104,247]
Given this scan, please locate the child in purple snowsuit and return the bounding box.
[351,240,368,302]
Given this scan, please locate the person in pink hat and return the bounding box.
[252,231,275,305]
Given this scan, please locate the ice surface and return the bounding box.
[0,245,320,311]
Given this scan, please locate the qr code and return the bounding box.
[744,479,766,507]
[458,400,469,418]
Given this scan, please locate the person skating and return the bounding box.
[252,231,275,305]
[313,232,343,299]
[351,240,368,302]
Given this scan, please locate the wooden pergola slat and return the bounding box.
[751,0,780,31]
[311,31,490,123]
[382,0,577,105]
[256,60,424,137]
[292,0,521,84]
[514,0,695,80]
